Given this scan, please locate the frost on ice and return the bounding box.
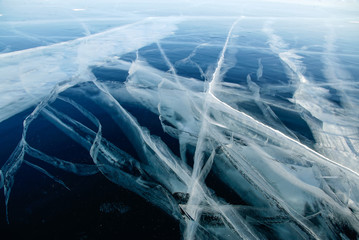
[1,14,359,240]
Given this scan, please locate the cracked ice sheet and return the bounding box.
[120,18,359,239]
[262,21,359,173]
[1,3,359,240]
[0,17,180,123]
[122,60,359,239]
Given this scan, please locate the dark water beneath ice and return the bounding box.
[0,12,359,240]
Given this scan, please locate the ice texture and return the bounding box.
[0,17,179,123]
[1,1,359,239]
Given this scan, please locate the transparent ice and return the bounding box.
[1,1,359,239]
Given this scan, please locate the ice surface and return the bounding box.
[0,17,179,123]
[1,0,359,239]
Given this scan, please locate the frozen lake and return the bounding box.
[1,1,359,239]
